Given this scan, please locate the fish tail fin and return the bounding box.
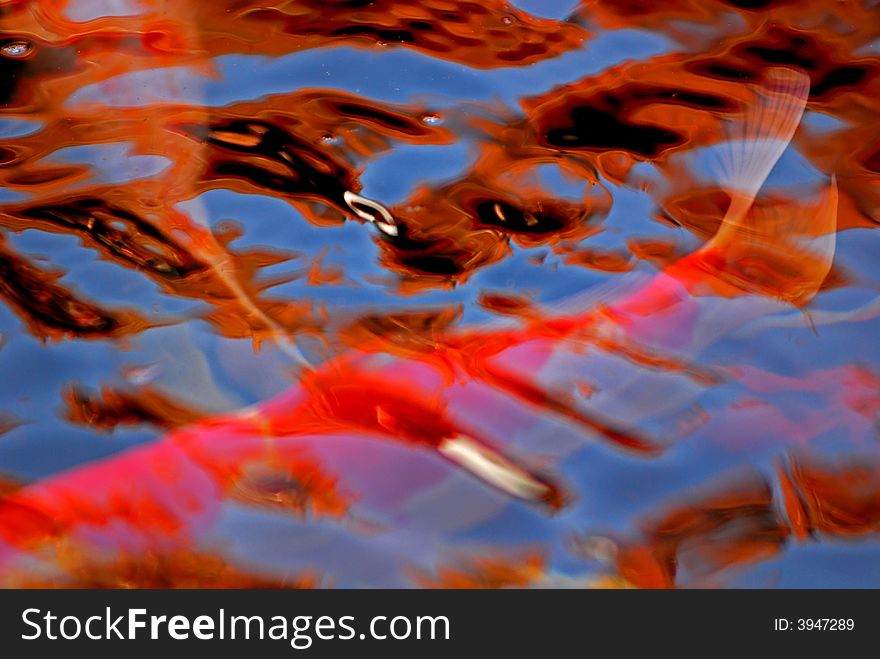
[701,177,838,306]
[697,68,837,306]
[713,67,811,230]
[796,175,839,302]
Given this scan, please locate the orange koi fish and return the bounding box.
[0,66,841,586]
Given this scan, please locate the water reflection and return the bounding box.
[0,0,877,587]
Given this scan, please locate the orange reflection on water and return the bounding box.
[0,0,877,588]
[614,453,880,588]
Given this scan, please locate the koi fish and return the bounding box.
[0,66,841,586]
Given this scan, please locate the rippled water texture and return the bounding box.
[0,0,878,588]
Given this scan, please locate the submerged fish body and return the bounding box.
[3,0,867,587]
[0,65,845,585]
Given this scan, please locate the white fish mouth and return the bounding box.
[437,434,552,503]
[344,191,400,237]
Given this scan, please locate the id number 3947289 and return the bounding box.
[774,619,855,631]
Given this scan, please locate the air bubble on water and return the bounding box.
[421,113,444,126]
[1,41,33,58]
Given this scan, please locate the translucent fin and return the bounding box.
[713,67,811,229]
[800,175,838,296]
[743,292,880,334]
[171,201,313,369]
[696,175,837,307]
[701,68,837,306]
